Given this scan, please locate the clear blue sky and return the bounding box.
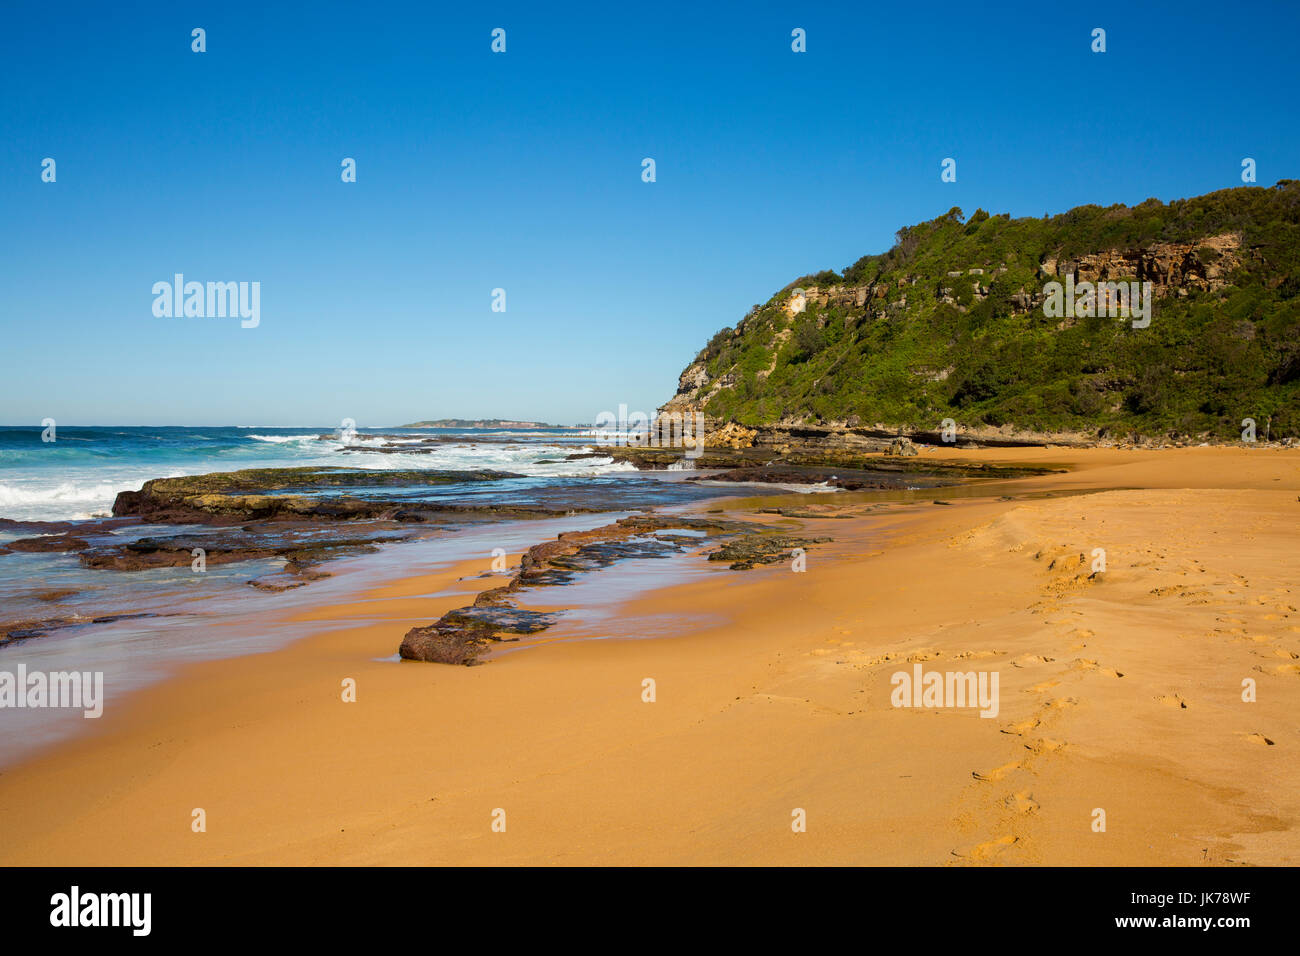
[2,0,1296,426]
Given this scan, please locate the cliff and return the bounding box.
[661,182,1300,442]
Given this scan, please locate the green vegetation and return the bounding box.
[688,182,1300,439]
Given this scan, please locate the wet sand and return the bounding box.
[0,446,1296,865]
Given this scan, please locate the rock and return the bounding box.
[688,465,936,491]
[0,612,161,648]
[886,437,919,456]
[704,422,758,450]
[112,467,523,523]
[399,514,760,664]
[400,621,501,665]
[706,534,832,570]
[5,534,90,553]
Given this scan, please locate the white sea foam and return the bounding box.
[0,481,127,507]
[791,481,843,494]
[245,434,324,444]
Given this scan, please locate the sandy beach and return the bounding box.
[1,446,1296,866]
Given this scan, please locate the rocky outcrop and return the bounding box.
[784,283,872,315]
[399,513,804,664]
[685,464,948,491]
[706,534,832,571]
[112,468,524,524]
[1039,233,1242,295]
[4,534,89,553]
[706,421,758,449]
[1,612,162,648]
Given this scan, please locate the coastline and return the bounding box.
[1,446,1296,865]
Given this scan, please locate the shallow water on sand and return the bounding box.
[0,513,636,767]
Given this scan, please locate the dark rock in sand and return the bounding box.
[400,620,501,665]
[1,612,161,648]
[706,534,832,570]
[440,606,559,634]
[689,465,932,492]
[79,530,409,577]
[4,534,90,553]
[757,508,852,519]
[400,513,763,664]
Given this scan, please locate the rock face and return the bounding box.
[886,437,919,457]
[1039,233,1242,295]
[782,283,872,315]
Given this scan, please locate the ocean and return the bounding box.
[0,425,643,523]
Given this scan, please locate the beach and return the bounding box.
[1,445,1295,866]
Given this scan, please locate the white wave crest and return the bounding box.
[245,434,325,444]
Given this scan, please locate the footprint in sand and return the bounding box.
[1070,658,1125,678]
[1003,791,1040,814]
[907,649,941,662]
[1155,694,1189,709]
[1243,733,1275,746]
[1013,654,1055,667]
[972,761,1022,782]
[1001,717,1041,736]
[951,834,1019,861]
[1029,679,1061,693]
[1025,737,1066,755]
[1044,696,1078,710]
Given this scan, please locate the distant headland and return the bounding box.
[400,418,577,429]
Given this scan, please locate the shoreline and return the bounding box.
[0,446,1296,865]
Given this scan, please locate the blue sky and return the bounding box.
[1,0,1296,426]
